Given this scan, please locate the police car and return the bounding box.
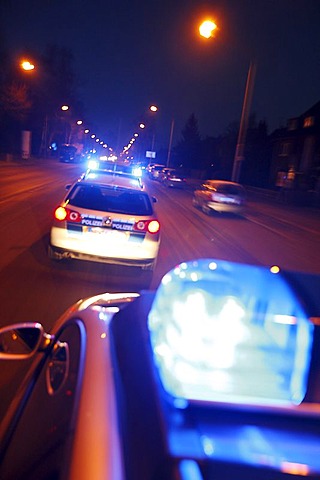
[48,170,160,272]
[0,259,319,479]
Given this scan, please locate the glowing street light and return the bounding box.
[61,105,69,111]
[199,20,217,39]
[20,60,35,71]
[199,19,255,183]
[150,105,158,112]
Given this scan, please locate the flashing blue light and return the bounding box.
[132,166,143,177]
[148,259,313,407]
[87,159,99,170]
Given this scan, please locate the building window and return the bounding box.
[279,142,290,156]
[303,116,314,128]
[287,118,298,130]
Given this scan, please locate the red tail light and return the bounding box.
[54,207,81,222]
[134,219,160,234]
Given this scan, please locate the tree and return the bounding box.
[215,121,239,179]
[0,76,33,154]
[240,118,271,187]
[0,82,32,121]
[174,113,202,170]
[0,43,83,155]
[35,45,84,154]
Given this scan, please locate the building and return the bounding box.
[270,101,320,195]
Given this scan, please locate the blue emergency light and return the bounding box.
[148,259,314,408]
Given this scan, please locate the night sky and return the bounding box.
[2,0,320,153]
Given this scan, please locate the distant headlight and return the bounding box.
[88,159,99,169]
[132,167,143,177]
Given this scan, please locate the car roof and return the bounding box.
[206,179,245,187]
[205,180,241,186]
[81,168,144,190]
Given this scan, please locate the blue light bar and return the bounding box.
[148,259,314,407]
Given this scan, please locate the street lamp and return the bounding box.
[19,59,36,159]
[199,20,256,183]
[148,105,158,151]
[231,61,256,183]
[20,60,35,71]
[199,20,217,39]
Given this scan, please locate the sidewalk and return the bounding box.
[0,155,56,166]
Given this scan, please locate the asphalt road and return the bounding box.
[0,158,319,421]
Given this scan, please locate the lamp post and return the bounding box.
[19,59,35,159]
[232,61,256,182]
[20,60,35,73]
[166,118,175,167]
[60,105,72,143]
[149,105,158,151]
[199,20,256,183]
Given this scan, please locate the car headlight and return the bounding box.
[132,167,143,177]
[87,159,99,170]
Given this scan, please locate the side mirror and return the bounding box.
[152,196,157,203]
[65,184,72,190]
[0,323,53,360]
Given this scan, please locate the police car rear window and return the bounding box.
[68,184,153,215]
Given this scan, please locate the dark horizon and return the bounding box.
[1,0,320,152]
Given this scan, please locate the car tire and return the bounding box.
[137,269,153,289]
[48,245,62,261]
[202,203,211,215]
[192,196,199,208]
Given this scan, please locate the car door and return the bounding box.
[0,320,86,480]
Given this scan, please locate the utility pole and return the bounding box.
[232,61,256,183]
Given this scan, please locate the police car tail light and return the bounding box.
[54,207,81,223]
[54,206,67,221]
[134,220,160,234]
[148,259,314,408]
[148,220,160,234]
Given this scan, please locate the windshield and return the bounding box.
[214,184,245,196]
[68,184,153,215]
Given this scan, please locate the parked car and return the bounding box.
[149,164,165,180]
[146,162,155,174]
[159,167,174,182]
[162,169,186,188]
[193,179,246,215]
[0,258,319,479]
[59,144,81,163]
[48,170,160,273]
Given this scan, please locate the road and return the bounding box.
[0,158,319,419]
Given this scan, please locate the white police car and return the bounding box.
[48,170,160,272]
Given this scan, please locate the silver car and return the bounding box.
[193,179,246,215]
[1,258,319,479]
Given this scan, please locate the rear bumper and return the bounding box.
[207,201,244,214]
[49,244,156,269]
[50,225,159,268]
